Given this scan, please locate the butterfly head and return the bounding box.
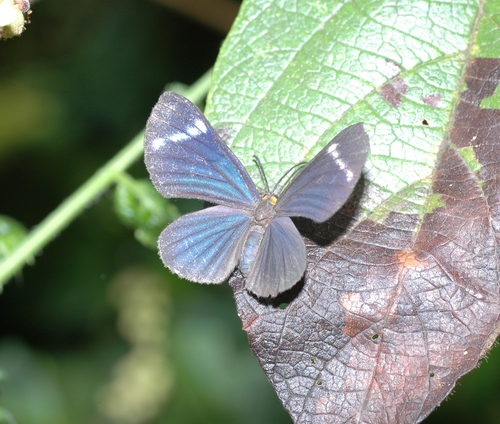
[254,195,277,224]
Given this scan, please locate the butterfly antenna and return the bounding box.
[253,155,271,194]
[271,161,307,194]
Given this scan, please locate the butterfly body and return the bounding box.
[239,223,266,276]
[144,91,369,298]
[239,194,278,274]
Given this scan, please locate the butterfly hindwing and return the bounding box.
[144,91,260,210]
[159,206,253,284]
[275,123,369,222]
[244,217,306,298]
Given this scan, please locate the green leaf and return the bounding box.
[206,0,500,423]
[113,175,180,249]
[0,215,28,261]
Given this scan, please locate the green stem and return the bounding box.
[0,69,212,288]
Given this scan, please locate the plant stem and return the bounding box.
[0,69,212,288]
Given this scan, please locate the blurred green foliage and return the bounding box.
[114,175,180,249]
[0,0,499,423]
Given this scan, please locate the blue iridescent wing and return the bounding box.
[245,217,306,298]
[159,206,253,284]
[144,91,260,210]
[275,123,369,222]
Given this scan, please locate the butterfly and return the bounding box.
[144,91,369,298]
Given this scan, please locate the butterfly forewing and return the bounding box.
[245,217,306,298]
[275,123,369,223]
[159,206,253,284]
[144,91,260,210]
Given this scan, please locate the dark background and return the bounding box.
[0,0,498,423]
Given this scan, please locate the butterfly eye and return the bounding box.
[262,195,277,205]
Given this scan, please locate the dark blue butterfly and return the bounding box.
[144,91,369,298]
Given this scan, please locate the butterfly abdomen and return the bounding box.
[240,225,266,276]
[240,195,277,276]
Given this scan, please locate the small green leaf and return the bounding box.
[113,175,180,249]
[0,215,28,260]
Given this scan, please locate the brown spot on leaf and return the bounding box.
[379,77,409,107]
[241,315,258,331]
[215,126,236,144]
[423,94,442,107]
[397,250,426,270]
[340,292,373,337]
[393,78,409,94]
